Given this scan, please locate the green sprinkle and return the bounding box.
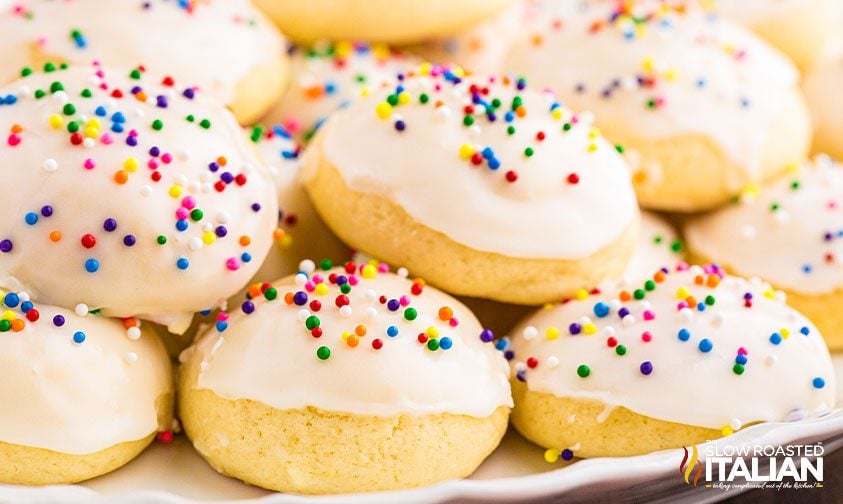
[790,180,801,190]
[576,364,590,378]
[50,81,63,93]
[316,346,331,360]
[670,240,683,253]
[524,147,534,157]
[66,121,79,133]
[152,119,164,131]
[644,280,656,291]
[199,119,211,129]
[427,339,440,351]
[615,144,625,154]
[562,123,572,131]
[320,259,332,271]
[340,284,351,294]
[491,98,502,108]
[264,287,278,301]
[44,62,56,73]
[156,235,167,245]
[190,209,203,221]
[34,89,46,99]
[507,125,516,136]
[733,364,745,375]
[20,67,32,77]
[249,126,263,143]
[62,103,76,116]
[404,308,418,321]
[463,115,474,127]
[615,345,627,356]
[0,320,10,332]
[80,88,92,98]
[186,114,195,122]
[129,69,142,80]
[633,289,645,300]
[386,94,399,106]
[705,295,716,306]
[305,316,320,330]
[419,93,429,104]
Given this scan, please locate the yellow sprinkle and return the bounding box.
[86,118,101,129]
[168,185,182,198]
[721,426,734,437]
[588,127,601,139]
[418,62,433,76]
[546,327,560,340]
[459,144,475,159]
[551,109,563,121]
[642,57,655,72]
[575,289,589,300]
[341,331,351,342]
[375,102,392,120]
[763,289,775,299]
[781,328,790,339]
[544,449,560,464]
[359,87,370,98]
[397,91,410,105]
[334,40,353,58]
[361,264,377,279]
[83,127,99,138]
[371,43,390,60]
[314,284,329,296]
[542,303,554,311]
[48,114,63,129]
[2,310,16,321]
[587,143,598,152]
[664,69,678,81]
[202,231,216,245]
[785,162,801,174]
[676,287,690,299]
[583,323,597,335]
[426,326,439,338]
[124,157,139,172]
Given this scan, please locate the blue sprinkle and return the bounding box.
[439,337,453,350]
[769,332,782,345]
[4,292,20,308]
[387,325,399,337]
[95,106,107,116]
[20,301,33,313]
[735,354,748,365]
[698,338,713,353]
[593,302,610,318]
[241,252,252,263]
[813,377,826,389]
[678,328,691,341]
[176,257,189,270]
[73,331,86,344]
[800,326,810,336]
[216,321,228,332]
[84,258,99,273]
[175,219,188,232]
[24,212,38,225]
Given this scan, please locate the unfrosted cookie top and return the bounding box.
[685,156,843,295]
[268,41,414,141]
[0,64,278,332]
[0,0,285,107]
[306,64,639,259]
[183,261,513,417]
[0,290,171,455]
[503,0,799,177]
[508,264,835,431]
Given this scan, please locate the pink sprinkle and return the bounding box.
[737,347,748,356]
[449,318,459,327]
[100,133,113,145]
[175,207,189,220]
[7,134,20,146]
[677,301,689,310]
[147,159,158,169]
[225,258,240,271]
[348,275,359,286]
[161,153,173,163]
[641,331,652,342]
[305,281,315,292]
[312,274,323,284]
[377,263,389,273]
[399,295,410,307]
[181,196,196,210]
[84,158,95,169]
[643,310,655,321]
[216,312,229,322]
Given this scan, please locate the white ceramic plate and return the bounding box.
[3,355,843,504]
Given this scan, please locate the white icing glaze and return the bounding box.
[267,42,415,140]
[0,292,172,455]
[183,265,513,417]
[503,0,799,178]
[0,0,284,106]
[625,211,683,283]
[510,265,836,430]
[685,156,843,295]
[0,65,278,332]
[309,68,638,259]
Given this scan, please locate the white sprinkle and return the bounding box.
[740,225,757,239]
[765,354,778,366]
[299,259,315,273]
[608,299,622,311]
[216,211,231,224]
[126,352,138,363]
[547,356,560,368]
[127,327,141,341]
[435,106,451,119]
[578,316,592,326]
[622,314,636,327]
[188,181,201,193]
[711,312,725,328]
[730,418,743,431]
[364,289,377,301]
[396,267,409,278]
[514,362,527,373]
[339,305,352,317]
[294,273,308,286]
[175,174,188,186]
[43,158,58,172]
[18,292,30,303]
[297,309,310,321]
[365,307,377,319]
[602,326,616,337]
[522,326,538,341]
[75,303,89,316]
[82,137,95,148]
[140,185,152,197]
[678,307,693,323]
[201,182,213,193]
[773,210,790,224]
[52,90,68,104]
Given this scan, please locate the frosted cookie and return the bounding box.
[716,0,842,70]
[179,262,512,494]
[303,67,640,305]
[804,50,843,160]
[253,0,517,45]
[503,0,811,211]
[461,211,683,337]
[0,291,173,485]
[0,0,288,124]
[265,41,414,142]
[0,65,278,334]
[685,156,843,349]
[508,264,836,458]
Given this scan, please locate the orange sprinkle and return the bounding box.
[134,91,148,102]
[346,334,359,347]
[11,319,25,332]
[217,156,227,166]
[304,86,324,100]
[438,306,453,321]
[619,291,632,302]
[247,283,262,299]
[239,235,251,247]
[355,325,366,337]
[654,271,666,283]
[114,170,129,184]
[11,124,22,134]
[686,296,697,307]
[49,231,61,242]
[706,275,720,288]
[273,228,285,241]
[284,292,295,304]
[515,106,527,118]
[413,278,426,287]
[122,317,139,329]
[531,34,544,46]
[694,275,704,285]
